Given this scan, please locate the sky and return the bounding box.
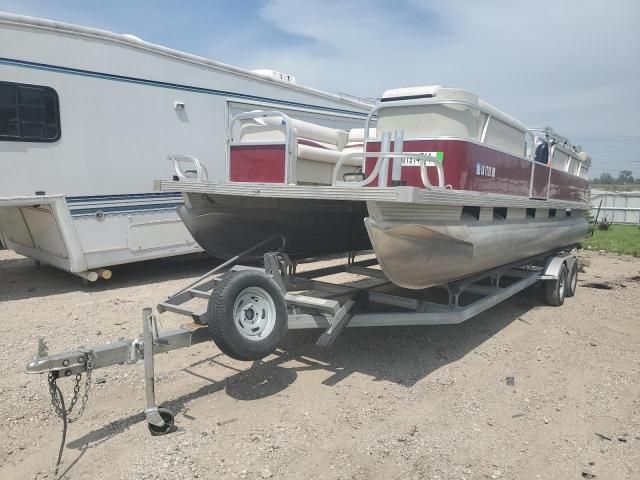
[1,0,639,179]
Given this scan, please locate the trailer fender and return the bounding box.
[540,254,576,280]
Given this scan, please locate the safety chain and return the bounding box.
[47,351,94,476]
[47,351,93,423]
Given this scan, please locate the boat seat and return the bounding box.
[261,116,349,149]
[347,127,377,144]
[297,142,361,166]
[237,119,285,143]
[233,116,371,185]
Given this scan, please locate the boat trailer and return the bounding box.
[26,248,579,440]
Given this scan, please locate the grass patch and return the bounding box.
[583,224,640,257]
[591,184,640,192]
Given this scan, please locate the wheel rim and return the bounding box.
[232,286,277,341]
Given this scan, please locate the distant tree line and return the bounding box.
[591,170,640,184]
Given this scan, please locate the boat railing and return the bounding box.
[169,154,209,181]
[227,110,297,184]
[226,109,446,190]
[331,151,446,189]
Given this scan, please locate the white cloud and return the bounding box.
[228,0,639,149]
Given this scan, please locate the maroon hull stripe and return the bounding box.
[549,169,588,203]
[365,139,589,203]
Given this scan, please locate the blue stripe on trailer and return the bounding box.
[0,57,368,117]
[69,202,183,216]
[66,192,182,203]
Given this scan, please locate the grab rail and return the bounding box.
[169,154,208,181]
[332,152,446,189]
[227,110,297,184]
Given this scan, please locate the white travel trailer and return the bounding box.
[0,13,371,281]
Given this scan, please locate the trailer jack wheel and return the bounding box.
[147,408,175,436]
[208,270,287,361]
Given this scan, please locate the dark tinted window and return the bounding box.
[0,81,60,142]
[0,85,19,137]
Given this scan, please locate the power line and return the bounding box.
[590,167,637,172]
[589,169,640,174]
[584,159,640,163]
[573,136,640,141]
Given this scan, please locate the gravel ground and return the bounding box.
[0,249,639,480]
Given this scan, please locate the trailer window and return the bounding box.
[0,81,60,142]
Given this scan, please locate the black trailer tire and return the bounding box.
[566,260,578,297]
[545,263,568,307]
[148,408,175,436]
[208,270,287,361]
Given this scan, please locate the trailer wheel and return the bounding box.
[566,261,578,297]
[208,270,287,361]
[148,408,175,436]
[545,264,568,307]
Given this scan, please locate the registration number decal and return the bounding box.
[476,162,496,178]
[400,151,443,166]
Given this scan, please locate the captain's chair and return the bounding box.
[535,141,549,164]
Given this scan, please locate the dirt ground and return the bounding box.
[0,249,639,480]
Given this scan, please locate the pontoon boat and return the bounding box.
[160,86,591,289]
